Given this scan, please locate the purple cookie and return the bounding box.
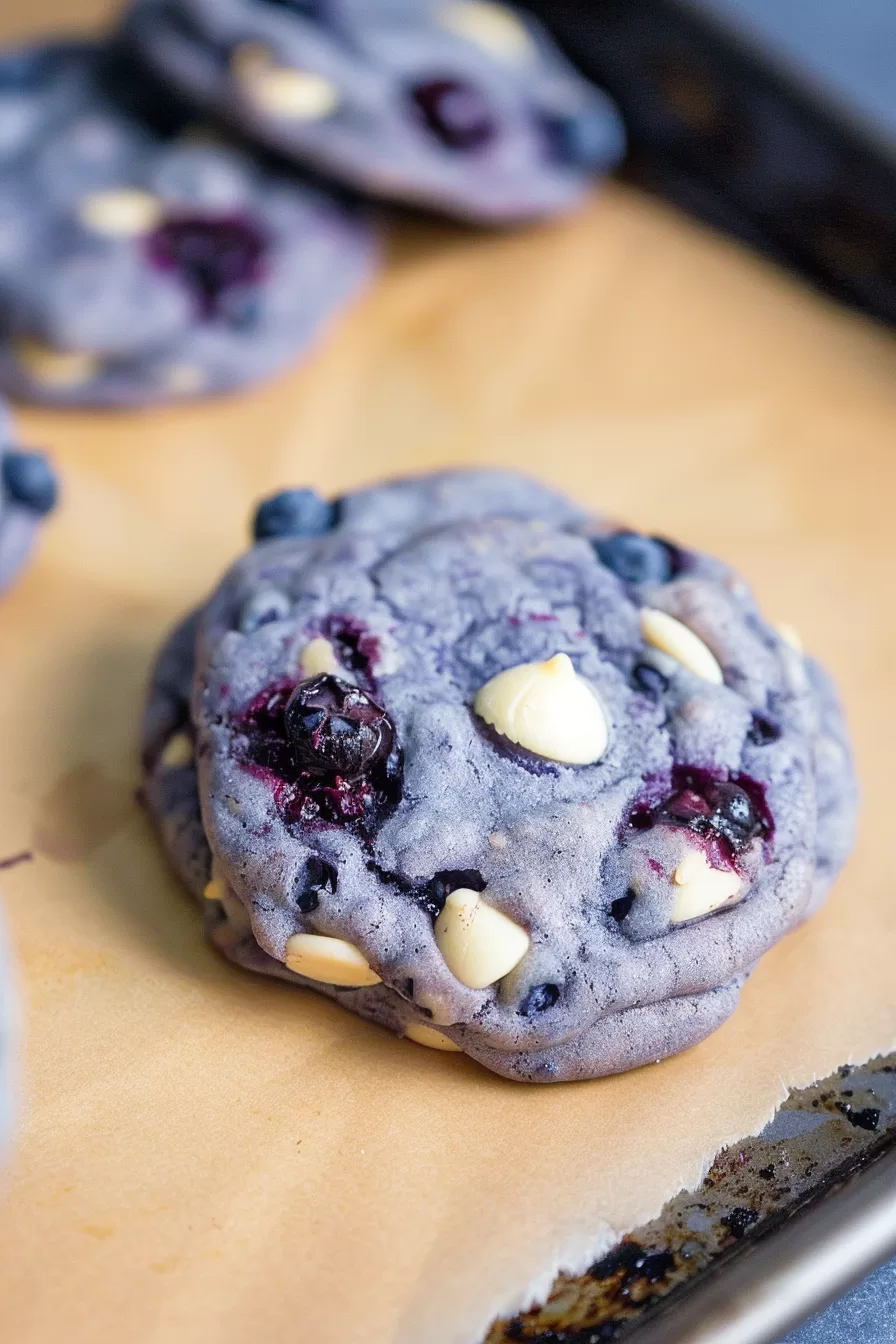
[141,470,857,1082]
[0,43,378,407]
[121,0,625,222]
[0,399,57,594]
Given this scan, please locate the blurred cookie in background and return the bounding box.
[121,0,625,222]
[0,398,57,594]
[0,44,379,407]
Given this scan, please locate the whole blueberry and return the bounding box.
[146,214,267,316]
[594,531,673,585]
[410,79,495,151]
[252,488,337,542]
[520,983,560,1016]
[542,96,626,172]
[2,450,58,515]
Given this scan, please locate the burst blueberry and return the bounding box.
[285,674,394,779]
[252,488,338,542]
[146,213,267,316]
[747,713,781,746]
[594,531,674,585]
[410,78,495,150]
[2,450,58,515]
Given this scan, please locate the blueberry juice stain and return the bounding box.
[233,673,401,832]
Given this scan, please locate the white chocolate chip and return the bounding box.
[640,609,723,685]
[203,878,226,902]
[434,888,530,990]
[300,637,341,679]
[159,732,193,770]
[76,188,163,238]
[670,851,742,923]
[404,1022,462,1052]
[15,340,100,388]
[284,933,381,987]
[474,652,609,765]
[776,623,804,653]
[232,45,340,120]
[437,1,532,60]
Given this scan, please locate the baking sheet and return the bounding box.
[0,7,895,1337]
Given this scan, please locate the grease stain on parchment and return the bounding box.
[32,763,137,861]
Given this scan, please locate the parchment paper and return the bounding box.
[0,12,895,1336]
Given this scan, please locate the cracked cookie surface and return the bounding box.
[142,469,857,1081]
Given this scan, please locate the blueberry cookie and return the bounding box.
[0,399,58,593]
[141,470,857,1082]
[0,43,377,407]
[121,0,625,222]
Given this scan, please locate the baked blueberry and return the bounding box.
[2,450,58,515]
[121,0,624,222]
[285,675,394,779]
[595,532,674,585]
[0,402,57,593]
[141,468,856,1082]
[748,712,781,746]
[631,663,668,698]
[410,78,495,151]
[520,983,560,1016]
[610,891,636,922]
[253,488,337,542]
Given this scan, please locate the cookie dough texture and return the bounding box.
[0,43,377,407]
[122,0,625,221]
[142,470,857,1083]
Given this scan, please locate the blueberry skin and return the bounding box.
[595,531,673,584]
[252,488,338,542]
[2,450,58,516]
